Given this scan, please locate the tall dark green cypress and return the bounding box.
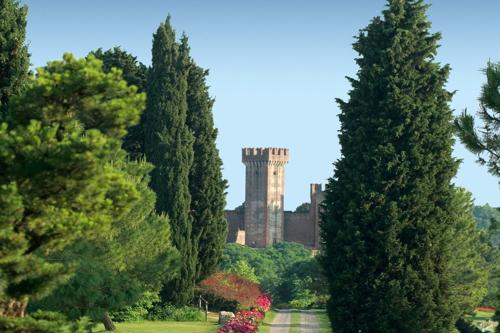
[186,60,228,282]
[143,17,196,305]
[320,1,464,332]
[0,0,30,114]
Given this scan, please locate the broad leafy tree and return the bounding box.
[0,54,144,317]
[455,62,500,177]
[143,17,196,305]
[186,60,228,282]
[92,47,148,160]
[0,0,30,114]
[320,1,481,331]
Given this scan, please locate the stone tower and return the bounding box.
[242,148,289,247]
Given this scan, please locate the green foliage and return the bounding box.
[33,159,179,323]
[277,258,329,309]
[471,205,500,308]
[187,60,228,283]
[0,54,143,304]
[455,61,500,177]
[143,17,195,305]
[226,260,259,283]
[91,47,148,160]
[320,1,479,331]
[147,304,204,321]
[294,203,311,213]
[92,47,147,93]
[111,292,160,322]
[0,311,91,333]
[447,189,489,314]
[473,204,500,246]
[0,0,30,114]
[221,242,317,304]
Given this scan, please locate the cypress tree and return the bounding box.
[186,60,228,282]
[91,47,148,160]
[320,1,470,331]
[0,0,30,113]
[143,17,196,305]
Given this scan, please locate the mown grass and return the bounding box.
[289,310,301,333]
[93,319,218,333]
[315,311,333,333]
[258,310,278,333]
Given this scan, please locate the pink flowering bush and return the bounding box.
[256,294,271,313]
[218,295,271,333]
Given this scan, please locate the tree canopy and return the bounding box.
[0,0,30,114]
[455,62,500,177]
[320,1,483,331]
[143,17,196,306]
[0,54,144,317]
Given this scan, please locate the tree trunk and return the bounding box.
[0,297,28,317]
[102,311,116,331]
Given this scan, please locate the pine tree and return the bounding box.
[0,54,143,318]
[91,47,148,160]
[186,60,228,282]
[34,159,179,331]
[320,1,474,331]
[0,0,30,114]
[455,61,500,177]
[143,17,196,306]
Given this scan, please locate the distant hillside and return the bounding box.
[473,204,500,246]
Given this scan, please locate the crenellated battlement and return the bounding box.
[242,147,289,165]
[310,183,322,195]
[226,147,324,249]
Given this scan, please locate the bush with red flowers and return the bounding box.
[218,308,266,333]
[256,294,271,313]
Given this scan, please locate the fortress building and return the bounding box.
[225,148,324,248]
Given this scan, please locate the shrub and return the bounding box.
[256,294,271,312]
[200,290,239,312]
[218,308,265,333]
[112,291,159,322]
[199,272,262,309]
[0,311,91,333]
[147,304,204,321]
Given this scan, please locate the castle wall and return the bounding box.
[225,147,323,249]
[225,211,244,243]
[284,212,316,247]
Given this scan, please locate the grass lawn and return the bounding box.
[289,310,301,333]
[258,310,278,333]
[93,320,219,333]
[315,311,333,333]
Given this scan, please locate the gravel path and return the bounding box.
[299,310,321,333]
[269,309,292,333]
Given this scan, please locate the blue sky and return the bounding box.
[22,0,500,209]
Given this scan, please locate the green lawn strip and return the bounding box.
[315,311,333,333]
[259,310,278,333]
[93,320,219,333]
[289,310,301,333]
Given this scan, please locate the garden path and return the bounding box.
[269,309,292,333]
[299,310,320,333]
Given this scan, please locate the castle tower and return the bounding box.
[310,184,324,249]
[242,148,289,247]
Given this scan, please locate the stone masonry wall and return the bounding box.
[283,212,316,247]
